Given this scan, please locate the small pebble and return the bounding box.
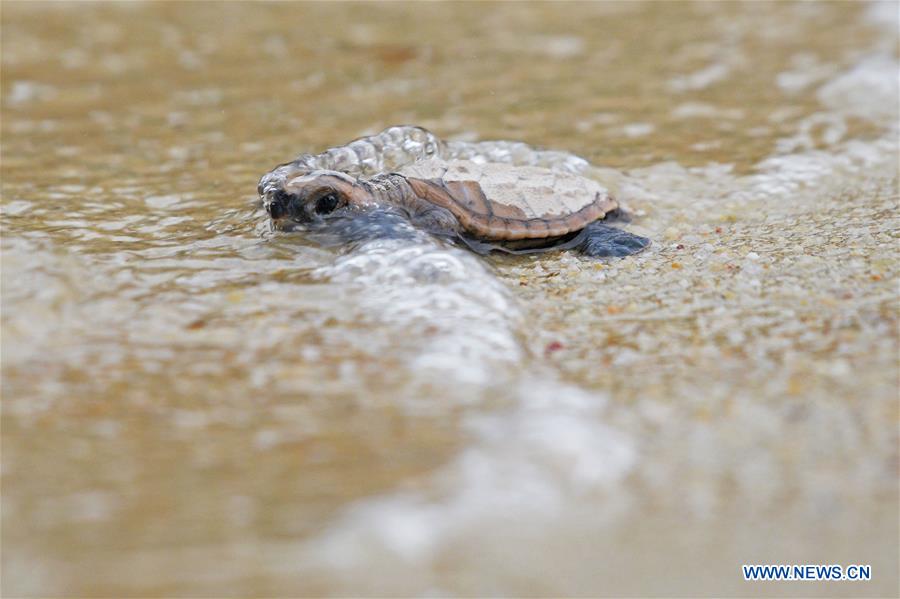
[544,341,564,356]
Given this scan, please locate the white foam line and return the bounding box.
[303,239,637,585]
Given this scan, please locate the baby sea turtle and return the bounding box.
[258,127,650,257]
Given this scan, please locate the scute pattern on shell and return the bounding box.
[258,125,593,199]
[397,158,610,220]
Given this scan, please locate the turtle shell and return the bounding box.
[396,158,618,241]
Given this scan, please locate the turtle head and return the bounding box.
[263,170,375,228]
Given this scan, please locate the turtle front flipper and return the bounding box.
[577,222,650,257]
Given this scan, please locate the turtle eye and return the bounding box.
[314,192,340,215]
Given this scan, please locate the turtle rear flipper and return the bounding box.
[577,222,650,257]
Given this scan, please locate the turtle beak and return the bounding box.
[264,188,295,223]
[263,189,307,231]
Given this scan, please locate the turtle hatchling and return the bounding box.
[258,126,650,257]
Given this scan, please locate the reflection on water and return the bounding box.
[2,1,898,596]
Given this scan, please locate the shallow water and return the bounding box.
[2,2,898,596]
